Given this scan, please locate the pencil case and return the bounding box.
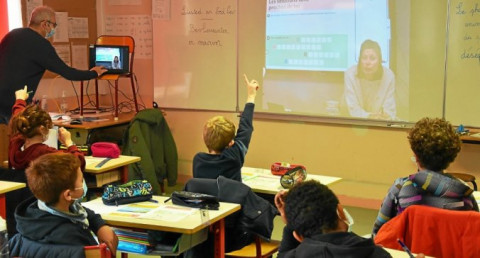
[271,162,306,176]
[91,142,120,158]
[102,180,153,205]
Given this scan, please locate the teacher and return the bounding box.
[0,6,107,124]
[344,39,396,120]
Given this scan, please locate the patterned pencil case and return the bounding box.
[102,180,153,206]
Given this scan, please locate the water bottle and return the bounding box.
[0,217,9,258]
[60,91,68,114]
[41,95,48,111]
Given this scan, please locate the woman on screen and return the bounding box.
[344,39,396,120]
[112,56,121,69]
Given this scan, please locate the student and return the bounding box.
[9,153,118,257]
[192,74,259,181]
[275,181,395,258]
[372,117,479,235]
[9,87,85,170]
[0,6,107,124]
[344,39,396,120]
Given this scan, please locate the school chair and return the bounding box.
[447,172,477,191]
[374,205,480,257]
[183,177,279,258]
[80,35,139,119]
[9,233,86,257]
[84,243,112,258]
[224,236,280,258]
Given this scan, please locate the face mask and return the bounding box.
[338,207,354,232]
[45,27,56,39]
[72,179,87,203]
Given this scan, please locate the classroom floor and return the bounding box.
[115,183,380,257]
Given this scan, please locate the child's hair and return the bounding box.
[203,116,236,152]
[9,104,52,137]
[26,153,80,205]
[408,117,461,171]
[284,181,339,237]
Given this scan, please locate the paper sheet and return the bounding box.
[72,44,88,70]
[53,12,69,43]
[104,15,153,59]
[85,156,107,166]
[68,17,89,38]
[26,0,43,24]
[53,45,71,66]
[140,205,197,222]
[152,0,170,20]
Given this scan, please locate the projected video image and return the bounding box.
[258,0,411,121]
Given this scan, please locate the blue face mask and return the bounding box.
[45,27,55,39]
[72,179,87,203]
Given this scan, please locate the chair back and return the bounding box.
[96,35,135,73]
[184,177,219,196]
[84,243,112,258]
[447,172,477,191]
[183,177,279,257]
[375,205,480,257]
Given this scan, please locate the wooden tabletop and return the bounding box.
[0,181,26,194]
[83,196,241,234]
[53,112,135,130]
[84,155,141,173]
[242,167,342,195]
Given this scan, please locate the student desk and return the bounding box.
[83,196,241,258]
[241,167,342,195]
[0,181,26,219]
[384,247,432,257]
[84,155,140,187]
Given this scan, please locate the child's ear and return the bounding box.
[62,189,73,202]
[228,140,235,148]
[293,231,304,242]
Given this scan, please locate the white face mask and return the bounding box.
[72,179,87,203]
[338,208,355,232]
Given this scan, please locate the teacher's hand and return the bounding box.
[91,66,108,77]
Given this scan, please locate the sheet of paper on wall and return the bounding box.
[104,15,153,59]
[68,17,89,38]
[72,45,88,70]
[152,0,170,20]
[108,0,141,5]
[53,44,71,66]
[53,12,69,43]
[26,0,43,25]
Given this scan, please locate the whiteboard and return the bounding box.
[153,0,238,111]
[445,0,480,127]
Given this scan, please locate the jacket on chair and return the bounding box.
[122,108,178,194]
[184,176,279,252]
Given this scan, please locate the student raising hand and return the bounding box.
[15,86,29,100]
[243,74,259,103]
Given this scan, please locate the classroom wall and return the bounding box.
[34,1,480,192]
[165,109,480,186]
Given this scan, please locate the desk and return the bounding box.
[384,247,432,257]
[242,167,342,195]
[460,129,480,144]
[0,181,26,219]
[85,155,140,187]
[53,112,135,146]
[83,196,241,258]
